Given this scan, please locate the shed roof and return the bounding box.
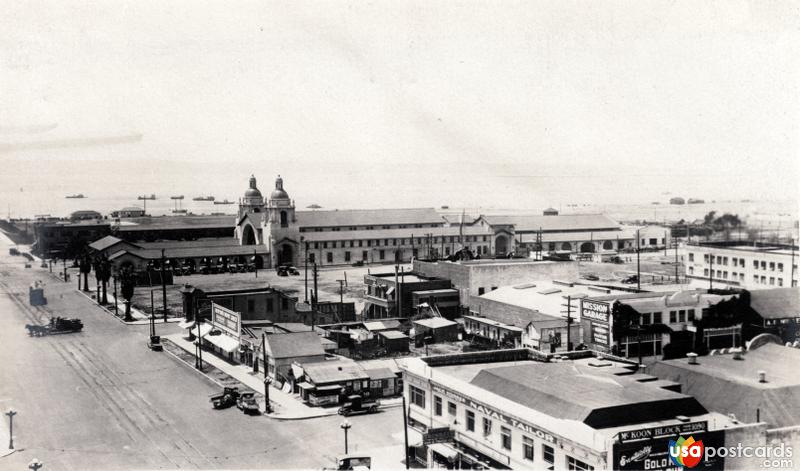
[378,330,409,340]
[413,317,458,329]
[749,288,800,320]
[264,332,325,359]
[88,235,131,252]
[303,360,369,385]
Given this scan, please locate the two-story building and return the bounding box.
[684,241,798,289]
[362,272,454,319]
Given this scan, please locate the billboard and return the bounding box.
[581,300,611,350]
[211,302,241,338]
[612,429,725,471]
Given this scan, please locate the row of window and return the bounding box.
[310,235,489,249]
[692,253,790,273]
[300,223,443,233]
[639,309,696,325]
[418,387,593,470]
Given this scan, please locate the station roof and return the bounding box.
[296,207,444,228]
[300,224,490,242]
[115,215,233,231]
[108,242,267,261]
[88,235,133,252]
[482,214,621,232]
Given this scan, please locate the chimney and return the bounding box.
[732,348,743,360]
[687,352,698,365]
[758,371,767,383]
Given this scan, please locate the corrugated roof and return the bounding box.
[296,207,444,228]
[749,288,800,320]
[116,215,234,231]
[303,360,369,384]
[470,363,707,428]
[264,332,325,359]
[483,214,621,232]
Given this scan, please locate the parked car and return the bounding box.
[621,275,639,284]
[237,392,260,414]
[287,266,300,275]
[581,274,599,281]
[210,386,240,409]
[338,395,380,416]
[276,266,289,276]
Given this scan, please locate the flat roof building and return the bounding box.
[684,241,798,290]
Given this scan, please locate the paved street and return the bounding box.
[0,236,404,470]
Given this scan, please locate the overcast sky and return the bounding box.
[1,1,798,210]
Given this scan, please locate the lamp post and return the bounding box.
[5,409,16,450]
[113,275,118,317]
[340,419,352,454]
[264,376,272,414]
[195,320,204,370]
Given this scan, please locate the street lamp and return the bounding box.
[5,409,16,450]
[340,419,352,454]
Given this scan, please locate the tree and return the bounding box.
[93,255,112,304]
[120,266,136,322]
[79,251,92,292]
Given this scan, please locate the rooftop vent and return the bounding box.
[687,352,698,365]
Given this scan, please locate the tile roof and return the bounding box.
[470,362,707,428]
[296,208,444,228]
[748,288,800,320]
[483,213,621,232]
[264,332,325,359]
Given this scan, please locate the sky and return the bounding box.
[1,0,798,214]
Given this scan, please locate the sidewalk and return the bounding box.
[163,333,402,420]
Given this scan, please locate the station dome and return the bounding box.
[270,175,290,200]
[244,175,262,198]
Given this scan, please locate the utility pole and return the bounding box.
[262,333,271,413]
[5,409,16,450]
[312,263,319,309]
[636,229,641,291]
[561,296,573,351]
[150,289,156,338]
[195,320,203,370]
[304,241,309,302]
[399,266,404,318]
[402,395,410,469]
[709,253,713,290]
[664,230,668,256]
[254,248,258,279]
[113,275,118,317]
[674,239,679,283]
[791,239,796,288]
[394,265,400,317]
[337,279,345,320]
[161,248,167,322]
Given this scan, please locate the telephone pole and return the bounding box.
[561,296,573,351]
[161,248,168,322]
[304,241,309,302]
[636,229,641,291]
[312,262,319,309]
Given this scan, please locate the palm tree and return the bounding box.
[94,255,112,304]
[120,266,136,322]
[79,251,92,292]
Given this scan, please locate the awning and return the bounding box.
[315,384,343,392]
[297,381,315,390]
[194,323,212,338]
[178,320,195,330]
[204,334,239,353]
[407,428,424,447]
[428,443,459,460]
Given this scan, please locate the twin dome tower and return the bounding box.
[235,175,298,267]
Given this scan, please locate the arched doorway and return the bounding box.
[242,224,257,245]
[580,242,595,253]
[251,255,264,269]
[278,244,293,265]
[602,240,613,250]
[495,235,508,255]
[561,242,572,251]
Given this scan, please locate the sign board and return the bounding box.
[613,430,725,471]
[211,302,241,338]
[423,427,455,445]
[618,421,707,443]
[582,300,611,348]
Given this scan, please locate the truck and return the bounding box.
[337,395,380,417]
[209,386,240,409]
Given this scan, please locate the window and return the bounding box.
[731,257,737,266]
[770,277,775,286]
[350,240,354,247]
[778,278,783,287]
[689,253,694,262]
[543,445,554,464]
[409,385,425,408]
[281,297,288,310]
[723,257,728,266]
[740,259,745,267]
[679,310,686,323]
[753,260,759,269]
[704,254,710,262]
[434,396,442,416]
[778,263,784,272]
[448,402,457,416]
[761,261,767,270]
[482,417,492,436]
[379,250,385,260]
[393,239,397,246]
[716,256,722,264]
[466,410,475,432]
[358,240,363,247]
[362,251,368,261]
[653,312,662,324]
[326,252,333,263]
[345,251,351,262]
[247,299,255,313]
[478,287,485,295]
[567,456,594,470]
[669,311,677,323]
[367,240,372,247]
[314,242,320,249]
[523,436,534,461]
[688,309,695,321]
[309,253,315,264]
[753,275,759,284]
[641,313,651,325]
[385,239,389,246]
[770,262,775,271]
[323,242,328,249]
[280,211,288,227]
[266,299,274,312]
[761,276,767,284]
[501,426,512,450]
[689,267,694,275]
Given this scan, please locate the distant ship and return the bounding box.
[193,195,215,202]
[138,194,156,200]
[65,194,86,199]
[171,209,188,214]
[213,199,234,205]
[687,198,705,204]
[170,195,184,200]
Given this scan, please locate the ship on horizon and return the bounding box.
[65,194,86,199]
[193,195,215,201]
[138,194,156,200]
[213,199,234,205]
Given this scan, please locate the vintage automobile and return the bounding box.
[334,455,371,471]
[25,317,83,336]
[236,392,260,414]
[210,386,240,409]
[276,265,289,276]
[338,395,380,417]
[287,266,300,276]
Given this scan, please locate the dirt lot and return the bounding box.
[132,263,412,317]
[577,251,686,286]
